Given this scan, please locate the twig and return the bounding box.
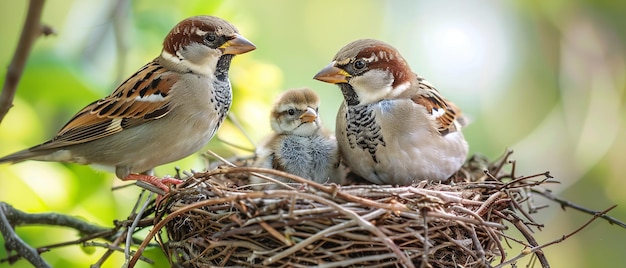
[0,0,53,123]
[83,241,153,264]
[495,205,616,268]
[532,187,626,229]
[0,203,50,267]
[226,112,257,149]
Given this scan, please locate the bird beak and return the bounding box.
[220,33,256,55]
[313,62,350,84]
[299,107,318,123]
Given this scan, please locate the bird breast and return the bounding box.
[276,134,338,182]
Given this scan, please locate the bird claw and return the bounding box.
[125,174,182,196]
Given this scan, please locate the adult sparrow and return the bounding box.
[250,88,345,188]
[313,39,468,185]
[0,15,256,193]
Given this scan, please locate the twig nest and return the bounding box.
[157,152,553,267]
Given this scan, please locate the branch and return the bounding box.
[495,205,616,268]
[0,202,113,266]
[0,0,54,123]
[532,187,626,229]
[0,203,50,267]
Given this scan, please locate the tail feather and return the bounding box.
[0,147,70,164]
[0,149,43,164]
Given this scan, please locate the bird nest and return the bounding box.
[153,151,555,267]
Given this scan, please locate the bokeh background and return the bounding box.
[1,0,625,267]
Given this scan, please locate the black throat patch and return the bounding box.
[339,83,360,106]
[345,104,385,163]
[212,54,234,125]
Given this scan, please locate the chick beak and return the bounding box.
[220,33,256,55]
[299,107,318,123]
[313,62,350,84]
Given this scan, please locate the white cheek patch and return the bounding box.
[161,50,182,63]
[390,81,410,98]
[161,44,217,76]
[351,69,394,105]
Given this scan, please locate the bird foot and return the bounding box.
[124,174,182,195]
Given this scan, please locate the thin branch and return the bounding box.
[0,0,54,123]
[532,187,626,229]
[495,205,616,268]
[1,202,111,237]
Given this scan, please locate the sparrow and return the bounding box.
[0,15,256,193]
[313,39,468,185]
[250,88,345,189]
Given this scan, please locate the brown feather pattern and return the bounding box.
[411,76,462,135]
[34,61,176,150]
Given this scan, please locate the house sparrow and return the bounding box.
[0,16,256,193]
[250,88,345,189]
[313,39,468,185]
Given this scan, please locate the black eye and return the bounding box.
[354,59,366,70]
[205,33,217,43]
[287,109,295,116]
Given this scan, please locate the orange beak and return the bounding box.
[220,33,256,55]
[313,61,350,84]
[299,107,318,123]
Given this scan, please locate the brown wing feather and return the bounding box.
[411,76,463,136]
[34,60,177,150]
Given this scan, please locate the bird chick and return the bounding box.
[250,88,345,189]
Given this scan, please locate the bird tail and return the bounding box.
[0,148,53,164]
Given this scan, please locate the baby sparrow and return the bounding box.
[0,16,256,193]
[313,39,468,185]
[250,88,345,188]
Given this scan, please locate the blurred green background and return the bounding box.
[1,0,625,267]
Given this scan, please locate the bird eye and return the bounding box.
[354,59,366,70]
[205,33,217,43]
[287,109,295,116]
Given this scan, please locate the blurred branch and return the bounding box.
[495,205,616,268]
[0,0,54,124]
[532,187,626,229]
[0,202,115,266]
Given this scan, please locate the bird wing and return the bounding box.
[410,76,464,136]
[34,61,177,150]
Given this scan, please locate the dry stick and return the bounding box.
[129,190,415,268]
[266,208,390,265]
[508,218,549,268]
[91,229,129,268]
[213,166,408,212]
[225,112,257,149]
[202,150,295,190]
[0,0,52,123]
[496,205,617,268]
[82,242,153,264]
[421,211,429,268]
[532,187,626,229]
[490,149,514,178]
